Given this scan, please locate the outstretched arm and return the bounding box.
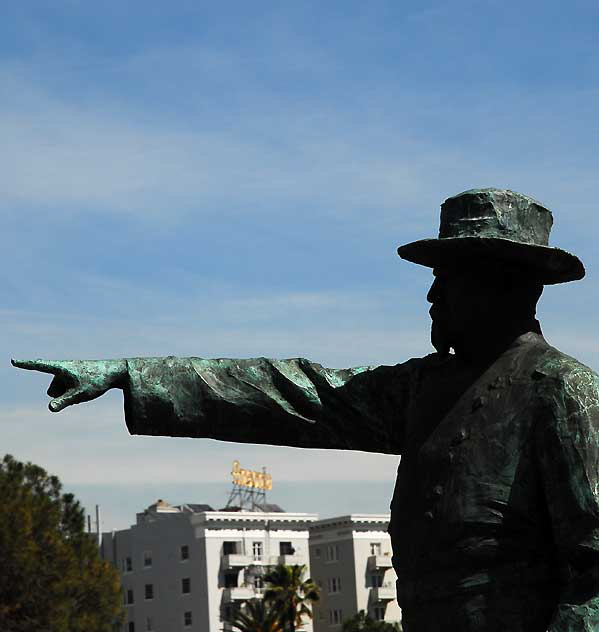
[12,356,418,454]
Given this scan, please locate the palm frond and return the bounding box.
[263,564,321,631]
[229,599,283,632]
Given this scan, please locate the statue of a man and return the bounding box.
[13,189,599,631]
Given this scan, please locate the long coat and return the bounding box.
[121,332,599,632]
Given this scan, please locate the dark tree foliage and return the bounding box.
[230,598,283,632]
[0,454,124,632]
[342,610,402,632]
[263,564,320,632]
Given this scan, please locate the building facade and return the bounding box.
[101,499,317,632]
[308,514,401,631]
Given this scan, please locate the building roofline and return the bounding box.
[309,513,390,531]
[191,510,319,526]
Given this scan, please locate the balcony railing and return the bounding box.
[222,554,253,570]
[276,554,304,565]
[370,584,395,601]
[222,586,255,602]
[367,555,393,571]
[221,553,306,570]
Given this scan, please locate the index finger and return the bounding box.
[11,359,65,374]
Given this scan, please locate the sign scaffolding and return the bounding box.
[225,460,273,511]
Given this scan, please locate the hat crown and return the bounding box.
[439,188,553,246]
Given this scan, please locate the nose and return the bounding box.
[427,277,443,304]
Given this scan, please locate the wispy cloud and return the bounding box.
[0,62,450,223]
[2,400,400,487]
[3,282,432,408]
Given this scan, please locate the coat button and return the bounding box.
[471,396,486,412]
[450,429,467,446]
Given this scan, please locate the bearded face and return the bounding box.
[429,303,452,357]
[428,279,467,358]
[426,262,543,360]
[427,265,506,358]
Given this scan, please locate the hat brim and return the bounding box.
[397,236,585,285]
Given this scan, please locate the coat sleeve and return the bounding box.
[535,365,599,631]
[121,355,419,454]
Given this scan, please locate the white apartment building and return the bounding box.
[101,499,318,632]
[308,514,401,631]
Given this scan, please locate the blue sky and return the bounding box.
[2,0,599,530]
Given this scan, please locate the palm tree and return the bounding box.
[230,598,283,632]
[263,564,320,632]
[342,610,402,632]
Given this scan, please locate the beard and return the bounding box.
[430,315,452,358]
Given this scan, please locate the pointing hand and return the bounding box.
[11,358,127,412]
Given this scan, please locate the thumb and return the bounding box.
[49,388,86,412]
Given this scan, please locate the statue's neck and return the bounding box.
[453,318,542,368]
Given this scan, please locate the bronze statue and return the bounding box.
[13,189,599,631]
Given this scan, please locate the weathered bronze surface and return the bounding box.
[13,189,599,631]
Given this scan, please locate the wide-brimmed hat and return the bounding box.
[397,188,584,284]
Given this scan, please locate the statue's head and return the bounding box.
[397,188,584,359]
[426,259,544,358]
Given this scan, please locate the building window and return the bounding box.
[180,544,189,561]
[280,541,294,555]
[314,547,321,558]
[369,573,384,588]
[125,556,133,572]
[373,605,386,621]
[126,589,134,605]
[143,550,152,568]
[325,544,339,562]
[370,542,382,556]
[182,577,191,594]
[224,604,234,622]
[128,622,135,632]
[144,584,153,600]
[223,541,239,555]
[252,541,263,560]
[328,577,341,593]
[329,609,343,625]
[184,611,192,627]
[224,572,238,588]
[145,616,154,631]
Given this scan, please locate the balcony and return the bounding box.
[276,554,304,565]
[367,555,393,571]
[370,584,395,602]
[249,556,266,565]
[222,554,253,570]
[222,587,256,602]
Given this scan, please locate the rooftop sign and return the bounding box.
[231,460,273,491]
